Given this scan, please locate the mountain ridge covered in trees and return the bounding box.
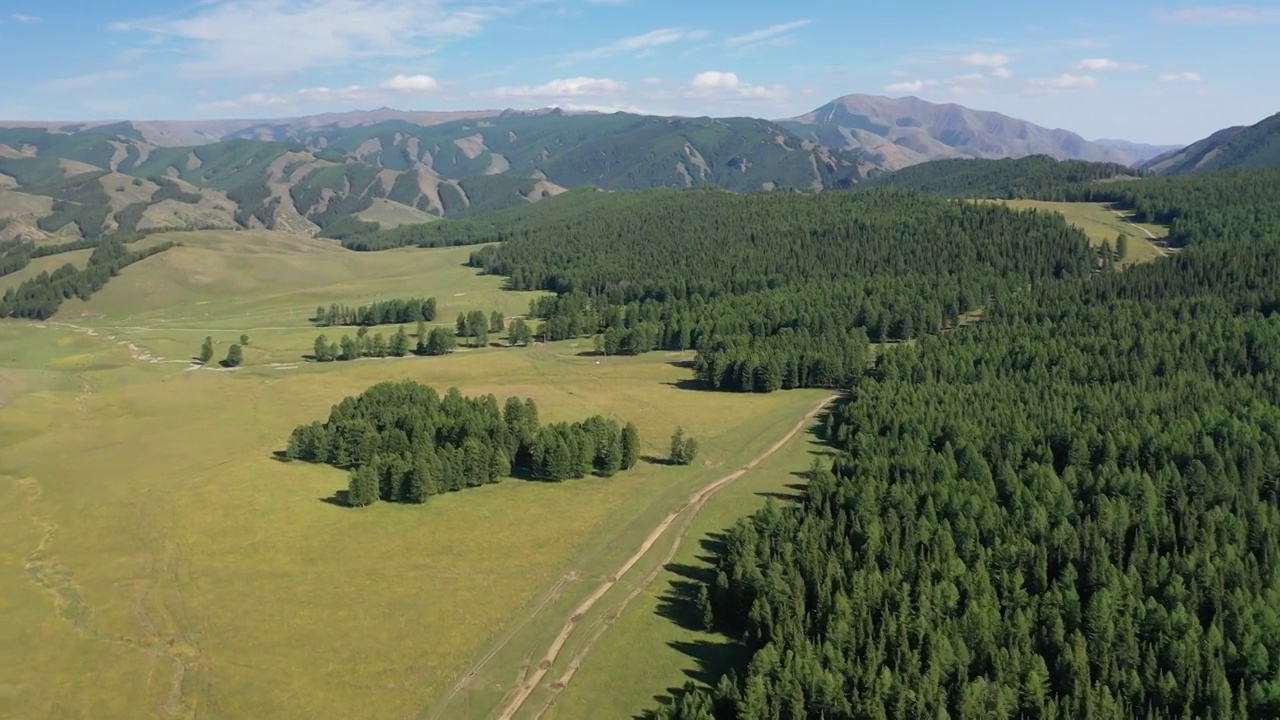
[861,155,1144,199]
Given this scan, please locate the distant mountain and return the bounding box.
[1140,113,1280,174]
[1092,139,1182,164]
[784,94,1137,171]
[0,110,865,241]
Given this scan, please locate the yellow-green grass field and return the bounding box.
[0,229,831,720]
[357,198,442,228]
[987,200,1169,266]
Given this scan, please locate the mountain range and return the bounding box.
[0,95,1274,242]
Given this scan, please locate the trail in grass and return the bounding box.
[442,393,838,720]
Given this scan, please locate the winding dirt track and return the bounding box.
[483,393,838,720]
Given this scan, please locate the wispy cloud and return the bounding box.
[958,52,1012,68]
[1074,57,1146,71]
[46,71,132,92]
[1158,6,1280,23]
[481,77,627,99]
[992,67,1014,78]
[1158,71,1203,82]
[196,72,441,112]
[724,20,810,47]
[113,0,502,78]
[9,13,38,23]
[560,27,709,64]
[1022,73,1097,96]
[884,79,937,93]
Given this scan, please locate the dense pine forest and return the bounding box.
[0,235,176,319]
[862,155,1142,199]
[651,167,1280,719]
[284,380,641,505]
[447,188,1092,391]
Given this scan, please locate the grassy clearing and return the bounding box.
[989,199,1169,266]
[0,228,833,720]
[357,198,441,228]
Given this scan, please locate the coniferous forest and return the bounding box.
[648,168,1280,719]
[285,380,641,505]
[458,188,1095,391]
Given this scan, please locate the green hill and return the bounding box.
[1140,112,1280,174]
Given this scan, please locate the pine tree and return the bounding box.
[390,326,410,357]
[240,333,250,346]
[1116,232,1130,260]
[314,334,333,362]
[416,318,428,353]
[670,427,698,465]
[370,333,389,358]
[456,312,469,337]
[198,336,214,364]
[222,344,244,368]
[339,335,358,361]
[490,310,505,334]
[346,464,380,507]
[621,422,641,469]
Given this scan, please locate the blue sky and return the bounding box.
[3,1,1278,144]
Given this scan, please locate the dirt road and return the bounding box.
[485,393,839,720]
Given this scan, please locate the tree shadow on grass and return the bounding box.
[269,450,291,463]
[642,454,677,466]
[320,490,350,507]
[667,358,696,370]
[662,379,719,392]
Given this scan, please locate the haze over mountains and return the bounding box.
[0,94,1275,243]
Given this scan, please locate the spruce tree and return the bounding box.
[240,333,250,346]
[1116,232,1130,260]
[198,336,214,364]
[346,464,379,507]
[416,319,428,353]
[490,310,505,335]
[621,422,640,469]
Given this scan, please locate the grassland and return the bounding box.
[989,199,1169,266]
[0,229,832,720]
[357,198,441,228]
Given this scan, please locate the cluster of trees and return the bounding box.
[0,236,176,319]
[309,310,534,362]
[863,155,1143,199]
[669,427,699,465]
[312,296,437,327]
[283,380,641,506]
[198,334,250,367]
[0,233,143,280]
[311,325,419,361]
[652,167,1280,719]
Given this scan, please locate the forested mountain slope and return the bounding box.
[652,167,1280,719]
[0,113,864,240]
[1140,113,1280,175]
[862,155,1142,199]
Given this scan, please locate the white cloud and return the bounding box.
[684,71,785,101]
[992,67,1014,79]
[379,74,439,91]
[1074,57,1146,71]
[884,79,938,93]
[485,77,627,99]
[958,52,1011,68]
[561,27,709,64]
[197,72,442,112]
[1158,71,1203,82]
[1158,6,1280,23]
[10,13,38,22]
[113,0,498,78]
[642,77,664,85]
[724,20,810,47]
[1022,73,1097,96]
[952,73,986,83]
